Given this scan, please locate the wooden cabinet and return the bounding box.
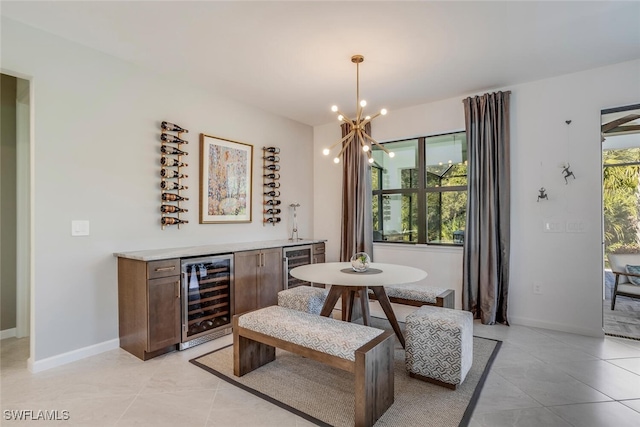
[234,248,283,315]
[118,258,181,360]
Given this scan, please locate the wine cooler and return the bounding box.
[283,245,314,289]
[179,255,233,350]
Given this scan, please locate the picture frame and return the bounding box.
[199,133,253,223]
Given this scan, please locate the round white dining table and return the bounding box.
[290,262,427,348]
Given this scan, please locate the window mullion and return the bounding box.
[417,137,427,244]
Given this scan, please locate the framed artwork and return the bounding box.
[199,134,253,223]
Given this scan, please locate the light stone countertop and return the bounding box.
[113,239,326,261]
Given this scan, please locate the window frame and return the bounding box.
[372,130,467,246]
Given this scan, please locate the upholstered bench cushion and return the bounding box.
[238,305,385,362]
[405,305,473,386]
[618,283,640,296]
[278,286,328,314]
[368,284,448,304]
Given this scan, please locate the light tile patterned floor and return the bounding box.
[2,309,640,426]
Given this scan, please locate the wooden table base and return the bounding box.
[319,285,406,348]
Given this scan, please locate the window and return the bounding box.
[371,131,467,245]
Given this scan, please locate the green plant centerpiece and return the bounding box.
[350,252,371,272]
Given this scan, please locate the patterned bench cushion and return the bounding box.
[278,286,328,314]
[238,305,384,362]
[369,284,448,304]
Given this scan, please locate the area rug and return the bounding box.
[190,319,501,427]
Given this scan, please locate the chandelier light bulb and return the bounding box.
[368,157,374,164]
[331,105,338,112]
[338,115,344,121]
[333,157,340,164]
[365,115,371,120]
[360,100,367,107]
[322,148,330,156]
[381,108,388,115]
[389,152,395,158]
[362,145,370,152]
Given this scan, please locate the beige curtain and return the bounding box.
[462,91,511,325]
[340,122,373,262]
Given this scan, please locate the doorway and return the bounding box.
[0,72,32,364]
[602,103,640,340]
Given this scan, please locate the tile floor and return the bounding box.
[2,310,640,426]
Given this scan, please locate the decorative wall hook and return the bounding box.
[537,187,548,202]
[561,163,575,184]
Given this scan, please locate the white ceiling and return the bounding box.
[2,1,640,126]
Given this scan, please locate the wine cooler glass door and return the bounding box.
[181,255,233,342]
[283,245,313,289]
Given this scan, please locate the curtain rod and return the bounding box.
[462,90,511,102]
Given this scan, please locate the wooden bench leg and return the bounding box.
[233,316,276,377]
[354,331,395,427]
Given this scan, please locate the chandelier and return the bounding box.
[322,55,395,164]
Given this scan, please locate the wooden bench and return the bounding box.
[233,305,395,427]
[367,285,455,308]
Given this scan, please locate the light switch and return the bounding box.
[71,220,90,236]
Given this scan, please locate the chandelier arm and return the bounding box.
[334,108,352,123]
[356,105,363,123]
[362,132,391,155]
[360,112,382,127]
[327,129,355,151]
[335,133,355,159]
[356,128,367,148]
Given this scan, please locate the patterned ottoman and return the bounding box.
[405,305,473,389]
[277,286,329,315]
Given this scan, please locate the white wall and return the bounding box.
[314,59,640,336]
[1,18,315,365]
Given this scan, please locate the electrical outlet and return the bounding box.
[533,281,543,295]
[543,220,564,233]
[71,220,90,236]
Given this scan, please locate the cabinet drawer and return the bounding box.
[147,259,180,279]
[313,243,325,254]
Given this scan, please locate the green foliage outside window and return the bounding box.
[372,132,467,245]
[603,148,640,259]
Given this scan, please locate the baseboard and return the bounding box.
[29,338,120,373]
[0,328,17,340]
[509,315,604,338]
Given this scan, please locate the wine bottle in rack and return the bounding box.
[264,147,280,154]
[265,199,281,206]
[161,157,188,167]
[264,182,281,188]
[263,155,280,162]
[161,169,188,178]
[162,193,189,201]
[264,190,280,197]
[160,133,188,144]
[264,208,281,214]
[161,121,189,133]
[161,145,188,156]
[161,217,189,226]
[161,181,188,190]
[264,217,282,224]
[263,173,280,180]
[265,164,280,171]
[161,205,188,213]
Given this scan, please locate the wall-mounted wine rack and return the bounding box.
[262,146,281,226]
[160,121,189,229]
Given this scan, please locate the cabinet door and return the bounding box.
[147,275,181,352]
[258,247,284,308]
[234,250,260,315]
